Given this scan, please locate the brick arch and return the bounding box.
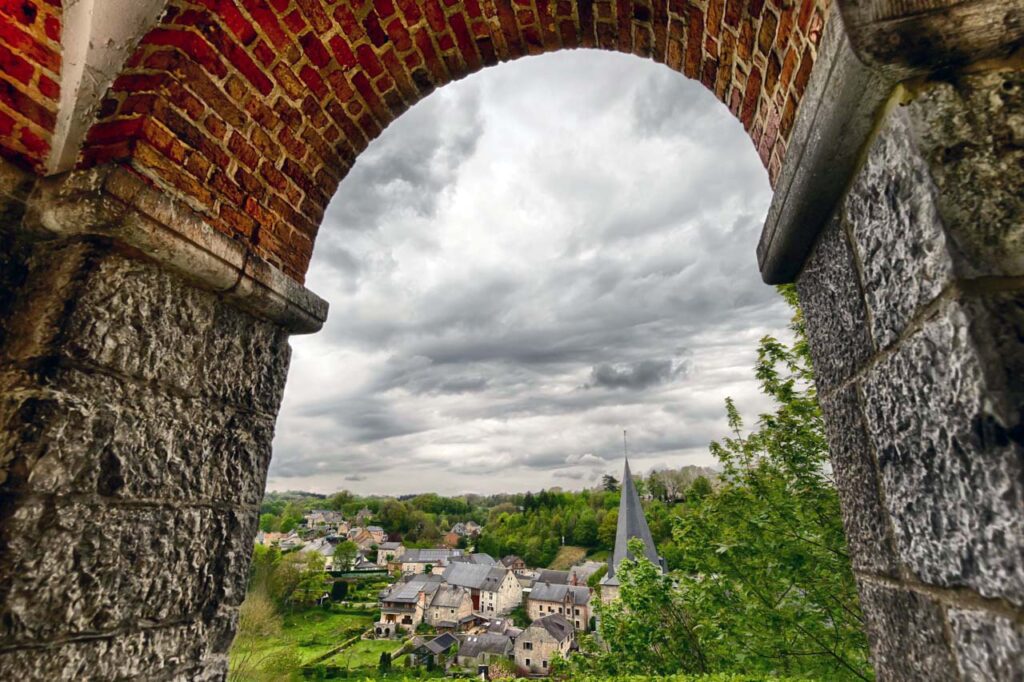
[81,0,828,283]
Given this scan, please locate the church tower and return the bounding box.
[600,457,666,602]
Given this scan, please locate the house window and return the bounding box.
[575,608,581,615]
[523,642,532,650]
[543,660,548,668]
[576,620,580,627]
[525,659,531,666]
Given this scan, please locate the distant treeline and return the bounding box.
[258,466,715,567]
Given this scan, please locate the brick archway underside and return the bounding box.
[3,0,829,283]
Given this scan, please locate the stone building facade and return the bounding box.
[0,0,1021,679]
[527,583,592,631]
[513,613,575,676]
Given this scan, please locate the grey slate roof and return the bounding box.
[500,554,524,567]
[569,561,604,584]
[529,582,591,605]
[402,548,463,563]
[606,458,663,580]
[383,574,442,603]
[527,613,574,642]
[449,553,496,566]
[442,563,509,591]
[379,541,403,550]
[458,633,513,658]
[430,584,471,609]
[418,632,458,655]
[535,569,570,584]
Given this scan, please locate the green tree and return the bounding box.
[597,510,618,549]
[332,540,359,571]
[569,288,872,681]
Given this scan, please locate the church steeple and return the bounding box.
[605,449,664,582]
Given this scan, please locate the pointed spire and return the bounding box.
[607,453,662,580]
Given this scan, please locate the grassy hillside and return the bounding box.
[548,545,587,569]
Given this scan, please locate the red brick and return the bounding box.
[0,12,59,73]
[299,32,331,67]
[0,42,33,84]
[0,79,54,130]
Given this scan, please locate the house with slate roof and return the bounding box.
[455,632,514,669]
[535,569,570,585]
[399,548,464,575]
[375,574,442,637]
[424,584,474,632]
[500,555,527,574]
[442,562,522,616]
[448,552,496,566]
[600,458,667,603]
[376,541,405,567]
[409,633,458,667]
[514,613,574,676]
[527,582,592,631]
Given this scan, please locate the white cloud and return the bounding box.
[267,50,786,496]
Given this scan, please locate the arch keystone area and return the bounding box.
[0,0,1022,679]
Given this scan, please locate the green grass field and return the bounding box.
[229,606,376,680]
[321,639,402,669]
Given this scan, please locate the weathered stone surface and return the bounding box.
[0,367,275,505]
[947,608,1024,681]
[0,500,257,644]
[907,69,1024,278]
[818,383,899,576]
[0,618,231,681]
[857,580,958,681]
[57,256,292,415]
[960,291,1024,430]
[863,298,1024,604]
[845,107,954,350]
[0,240,284,677]
[797,214,875,391]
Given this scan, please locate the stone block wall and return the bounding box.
[797,67,1024,680]
[78,0,830,282]
[0,218,291,678]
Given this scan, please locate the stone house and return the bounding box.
[441,531,460,548]
[375,574,442,637]
[366,525,386,544]
[398,548,464,575]
[355,507,373,525]
[527,582,592,631]
[500,555,527,574]
[455,633,514,669]
[424,584,474,631]
[442,563,522,615]
[377,541,405,567]
[348,527,376,551]
[514,613,574,676]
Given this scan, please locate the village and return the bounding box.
[253,461,655,678]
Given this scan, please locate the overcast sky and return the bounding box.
[266,50,789,496]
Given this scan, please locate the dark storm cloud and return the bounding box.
[298,397,429,444]
[588,359,684,390]
[267,51,787,495]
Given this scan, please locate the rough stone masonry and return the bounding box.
[0,0,1022,679]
